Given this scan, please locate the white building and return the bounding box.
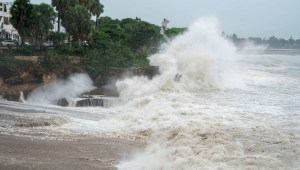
[52,17,66,33]
[0,1,19,40]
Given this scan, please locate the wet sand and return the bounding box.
[0,134,144,170]
[0,103,145,170]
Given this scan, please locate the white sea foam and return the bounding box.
[116,17,244,103]
[4,17,298,169]
[113,18,299,169]
[27,73,95,105]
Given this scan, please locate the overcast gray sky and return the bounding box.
[31,0,300,39]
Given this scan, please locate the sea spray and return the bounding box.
[115,18,246,169]
[27,73,95,105]
[113,18,298,169]
[116,17,244,103]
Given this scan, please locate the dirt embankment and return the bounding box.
[0,56,85,101]
[0,55,159,101]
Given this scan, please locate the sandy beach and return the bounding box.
[0,134,144,170]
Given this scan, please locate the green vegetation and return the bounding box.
[0,52,30,66]
[29,3,56,48]
[10,1,56,47]
[226,33,300,49]
[51,0,78,32]
[10,0,33,44]
[83,17,162,78]
[26,0,300,80]
[48,32,66,47]
[8,0,178,78]
[164,27,187,38]
[63,5,91,44]
[7,0,300,80]
[39,51,64,72]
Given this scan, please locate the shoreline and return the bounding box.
[0,134,144,170]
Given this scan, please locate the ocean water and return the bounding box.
[0,18,299,169]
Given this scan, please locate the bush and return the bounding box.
[0,52,30,66]
[83,49,110,78]
[48,32,67,47]
[39,51,63,72]
[83,44,150,78]
[13,45,35,56]
[55,43,90,56]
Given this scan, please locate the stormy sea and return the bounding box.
[0,18,299,169]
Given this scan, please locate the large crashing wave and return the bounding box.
[113,18,298,169]
[116,17,244,102]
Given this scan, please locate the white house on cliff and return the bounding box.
[0,1,19,41]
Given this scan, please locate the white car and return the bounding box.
[1,40,16,46]
[43,41,53,47]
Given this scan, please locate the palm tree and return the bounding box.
[79,0,92,8]
[63,5,92,44]
[10,0,33,44]
[51,0,62,32]
[30,3,56,48]
[90,0,104,27]
[51,0,78,32]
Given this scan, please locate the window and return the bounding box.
[4,17,9,25]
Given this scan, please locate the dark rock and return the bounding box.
[76,98,103,107]
[55,98,69,107]
[86,88,104,95]
[94,74,104,86]
[145,66,159,78]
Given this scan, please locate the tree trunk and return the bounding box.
[95,16,99,27]
[58,12,61,32]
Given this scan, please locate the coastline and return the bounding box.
[0,104,145,170]
[0,134,144,170]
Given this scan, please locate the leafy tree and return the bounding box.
[248,37,265,45]
[288,37,294,45]
[84,41,147,78]
[97,16,120,30]
[164,27,187,38]
[29,3,56,48]
[63,5,92,44]
[120,18,162,51]
[85,17,163,77]
[79,0,92,8]
[91,31,113,49]
[51,0,78,32]
[83,49,110,78]
[89,0,104,27]
[10,0,33,44]
[48,32,67,47]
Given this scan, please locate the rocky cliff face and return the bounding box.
[0,56,159,102]
[0,56,85,101]
[0,63,38,101]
